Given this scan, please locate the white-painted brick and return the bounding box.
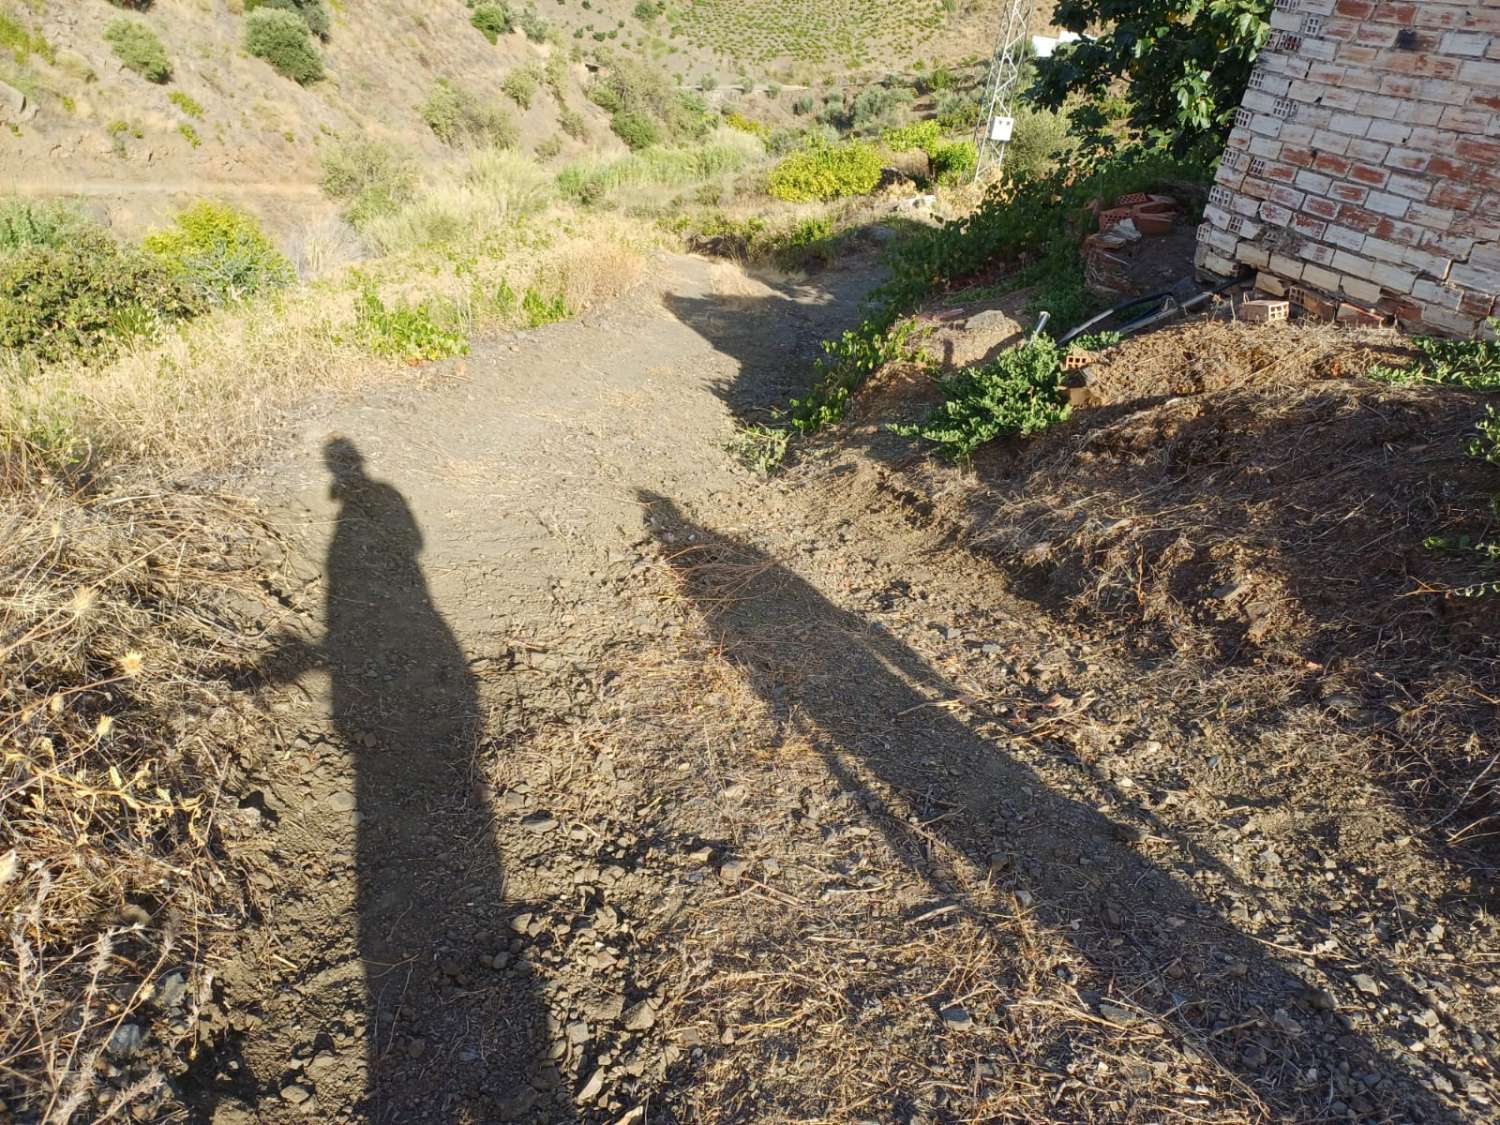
[1441,31,1492,57]
[1237,243,1273,269]
[1270,253,1306,280]
[1422,306,1479,336]
[1302,263,1340,291]
[1342,276,1382,304]
[1326,225,1367,252]
[1366,192,1410,218]
[1369,262,1417,293]
[1329,112,1372,137]
[1387,174,1432,202]
[1255,271,1288,296]
[1294,169,1334,194]
[1413,280,1465,311]
[1332,249,1375,279]
[1366,120,1412,144]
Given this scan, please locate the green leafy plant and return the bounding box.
[790,318,922,432]
[469,2,514,43]
[142,201,294,304]
[168,89,204,118]
[245,0,330,37]
[501,66,539,109]
[0,9,54,64]
[0,199,92,252]
[883,119,941,152]
[767,140,882,202]
[244,7,324,84]
[892,337,1069,460]
[178,122,202,147]
[421,78,518,148]
[352,287,469,361]
[103,17,171,83]
[0,225,202,362]
[727,422,790,475]
[320,138,417,227]
[521,286,569,327]
[1367,332,1500,390]
[610,109,660,150]
[788,145,1209,434]
[588,58,711,146]
[1031,0,1270,156]
[928,139,975,186]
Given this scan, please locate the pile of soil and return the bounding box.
[848,313,1500,866]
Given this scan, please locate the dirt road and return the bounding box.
[197,254,1498,1123]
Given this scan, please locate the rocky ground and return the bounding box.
[173,253,1498,1123]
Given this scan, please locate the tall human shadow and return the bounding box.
[267,439,544,1122]
[636,488,1458,1123]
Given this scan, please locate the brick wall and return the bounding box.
[1195,0,1500,338]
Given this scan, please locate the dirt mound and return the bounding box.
[852,315,1500,861]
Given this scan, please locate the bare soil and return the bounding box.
[164,256,1498,1124]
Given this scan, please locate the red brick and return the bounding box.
[1432,182,1484,210]
[1331,182,1370,204]
[1283,146,1317,168]
[1313,152,1352,176]
[1457,137,1500,165]
[1306,196,1340,220]
[1338,204,1384,232]
[1350,163,1390,187]
[1426,155,1473,180]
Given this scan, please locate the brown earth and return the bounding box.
[46,254,1498,1122]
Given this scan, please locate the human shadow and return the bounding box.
[264,439,545,1122]
[637,488,1460,1122]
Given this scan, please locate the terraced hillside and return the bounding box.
[545,0,1054,82]
[674,0,954,68]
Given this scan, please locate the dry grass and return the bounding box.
[0,470,286,1120]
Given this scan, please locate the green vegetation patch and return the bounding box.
[767,141,882,202]
[469,1,513,44]
[320,138,417,227]
[0,202,202,363]
[245,0,330,38]
[142,201,294,305]
[103,17,171,83]
[245,7,324,84]
[1368,333,1500,391]
[421,78,518,149]
[892,336,1070,460]
[353,287,469,362]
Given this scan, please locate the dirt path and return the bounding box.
[195,254,1499,1123]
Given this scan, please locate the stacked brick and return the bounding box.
[1195,0,1500,338]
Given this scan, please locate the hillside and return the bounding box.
[1,0,619,234]
[0,0,1047,236]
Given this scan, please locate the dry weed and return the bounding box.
[0,462,287,1119]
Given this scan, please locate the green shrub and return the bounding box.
[935,90,978,131]
[0,199,92,252]
[521,286,569,327]
[516,7,549,43]
[610,109,660,150]
[352,287,468,361]
[768,141,882,202]
[928,139,975,186]
[0,9,54,65]
[469,2,513,43]
[792,93,815,116]
[589,58,710,145]
[245,8,324,84]
[168,89,204,118]
[103,18,171,83]
[893,337,1069,459]
[883,119,941,152]
[1004,104,1075,182]
[178,122,202,147]
[0,226,202,362]
[142,201,294,304]
[502,67,539,109]
[421,78,519,148]
[559,106,588,141]
[245,0,329,37]
[320,138,417,227]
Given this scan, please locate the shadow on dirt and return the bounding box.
[262,438,547,1123]
[636,487,1459,1121]
[662,260,884,423]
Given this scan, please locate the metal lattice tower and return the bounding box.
[971,0,1037,182]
